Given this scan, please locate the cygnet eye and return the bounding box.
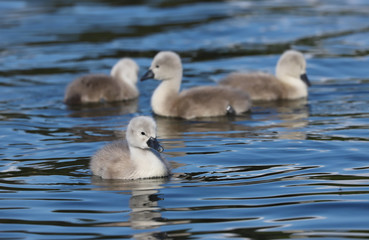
[141,132,146,136]
[155,65,160,68]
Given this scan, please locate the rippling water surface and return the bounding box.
[1,0,369,239]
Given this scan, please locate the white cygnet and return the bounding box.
[90,116,170,180]
[64,58,139,105]
[141,51,251,119]
[219,50,311,101]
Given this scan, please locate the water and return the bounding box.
[1,0,369,239]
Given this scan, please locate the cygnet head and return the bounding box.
[110,58,139,84]
[141,51,183,82]
[126,116,164,153]
[276,50,311,87]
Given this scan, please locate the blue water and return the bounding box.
[1,0,369,239]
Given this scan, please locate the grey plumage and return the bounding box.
[90,116,170,180]
[64,58,139,105]
[219,50,310,101]
[220,72,284,101]
[176,85,251,119]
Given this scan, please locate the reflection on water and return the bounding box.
[66,99,138,118]
[91,177,169,230]
[252,99,310,139]
[156,98,309,142]
[91,177,190,239]
[1,0,369,239]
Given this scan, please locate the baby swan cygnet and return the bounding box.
[141,51,251,119]
[64,58,139,105]
[219,50,311,101]
[90,116,170,180]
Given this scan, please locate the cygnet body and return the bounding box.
[90,116,170,180]
[219,50,311,101]
[141,51,251,119]
[64,58,139,105]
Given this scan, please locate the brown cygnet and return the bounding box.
[64,58,139,105]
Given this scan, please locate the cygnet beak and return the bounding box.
[300,73,311,87]
[141,69,154,81]
[146,137,164,153]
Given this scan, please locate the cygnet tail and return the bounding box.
[64,93,82,105]
[226,105,236,115]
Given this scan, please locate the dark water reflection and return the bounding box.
[66,99,139,118]
[1,0,369,239]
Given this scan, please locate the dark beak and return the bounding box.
[141,69,155,81]
[300,73,311,87]
[147,137,164,153]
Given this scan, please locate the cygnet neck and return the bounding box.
[128,145,167,177]
[277,73,308,99]
[111,69,135,86]
[129,145,152,163]
[151,71,182,117]
[124,76,139,92]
